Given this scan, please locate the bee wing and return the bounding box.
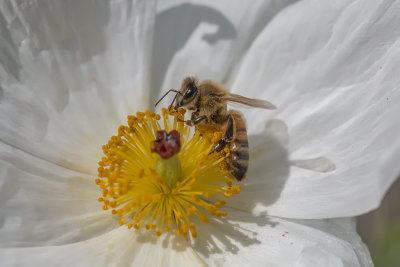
[218,93,276,109]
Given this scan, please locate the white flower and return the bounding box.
[0,0,399,266]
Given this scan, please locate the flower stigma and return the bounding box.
[151,130,182,188]
[95,108,241,238]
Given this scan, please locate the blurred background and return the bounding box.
[357,178,400,267]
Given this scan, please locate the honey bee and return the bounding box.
[155,77,276,181]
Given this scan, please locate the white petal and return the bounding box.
[0,0,155,174]
[226,1,400,218]
[152,0,295,103]
[192,210,372,267]
[0,142,115,247]
[0,227,205,267]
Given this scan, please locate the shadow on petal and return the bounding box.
[134,229,193,253]
[291,157,336,173]
[230,119,336,213]
[190,214,277,257]
[133,213,276,256]
[14,0,110,61]
[150,3,237,101]
[228,119,291,212]
[0,12,21,81]
[0,84,3,102]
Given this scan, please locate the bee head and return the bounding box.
[175,77,199,110]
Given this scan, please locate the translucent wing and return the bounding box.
[211,93,276,109]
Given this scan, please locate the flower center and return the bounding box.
[95,108,241,237]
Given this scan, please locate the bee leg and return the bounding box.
[185,115,208,126]
[209,115,234,154]
[209,139,228,154]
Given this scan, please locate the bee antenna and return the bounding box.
[155,89,181,108]
[169,91,181,112]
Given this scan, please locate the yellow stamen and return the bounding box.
[95,108,241,237]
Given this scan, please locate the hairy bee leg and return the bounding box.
[184,115,208,126]
[209,139,228,154]
[209,115,234,154]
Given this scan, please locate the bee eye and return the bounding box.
[184,85,197,99]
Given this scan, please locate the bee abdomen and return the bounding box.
[225,112,249,181]
[226,144,249,181]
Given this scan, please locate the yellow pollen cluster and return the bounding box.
[96,108,241,237]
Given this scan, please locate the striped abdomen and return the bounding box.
[225,111,249,181]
